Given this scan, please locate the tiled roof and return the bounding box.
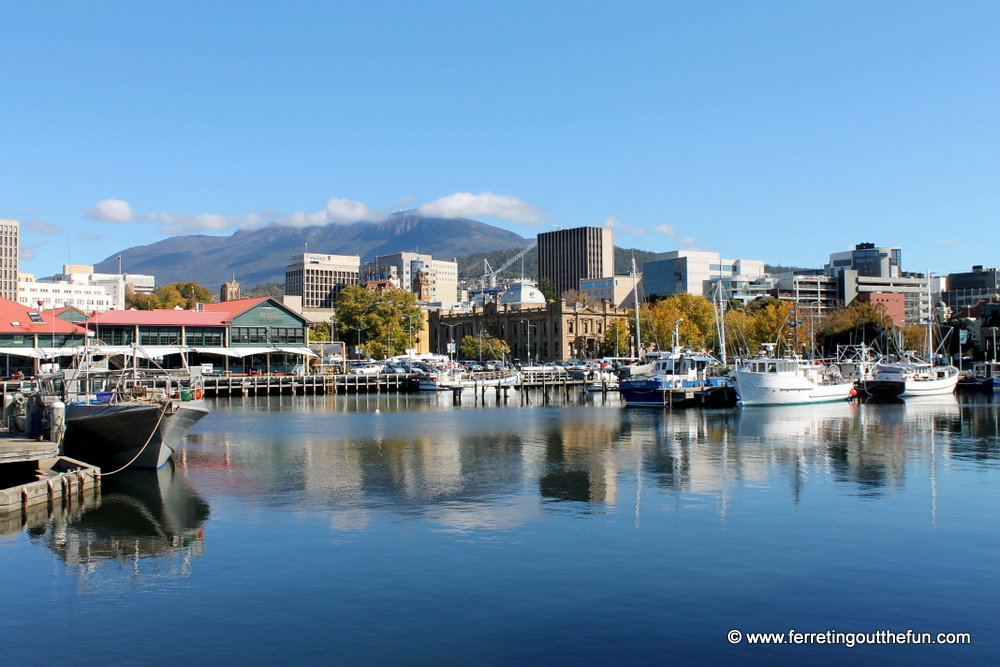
[82,310,231,326]
[0,298,85,334]
[200,298,271,317]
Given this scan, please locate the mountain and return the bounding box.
[94,213,530,288]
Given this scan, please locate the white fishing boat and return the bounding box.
[863,273,959,398]
[566,361,619,390]
[863,360,959,397]
[734,351,856,406]
[417,368,520,391]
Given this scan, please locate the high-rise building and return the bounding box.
[363,252,458,302]
[284,253,360,309]
[537,227,614,297]
[642,250,768,303]
[0,219,19,302]
[826,242,902,278]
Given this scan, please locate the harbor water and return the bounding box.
[1,391,998,665]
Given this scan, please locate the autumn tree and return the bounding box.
[816,301,894,356]
[459,332,511,362]
[333,286,423,358]
[127,282,213,310]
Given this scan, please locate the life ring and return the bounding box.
[13,395,25,407]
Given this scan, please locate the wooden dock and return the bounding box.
[0,431,100,531]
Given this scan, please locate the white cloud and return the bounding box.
[417,192,546,225]
[278,198,387,228]
[679,237,699,249]
[86,199,136,223]
[81,191,543,237]
[25,219,63,235]
[603,216,679,237]
[152,212,264,235]
[934,239,958,246]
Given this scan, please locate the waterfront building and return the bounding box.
[284,253,361,309]
[429,294,629,363]
[642,250,767,303]
[579,275,642,309]
[0,296,316,376]
[363,252,458,302]
[0,219,18,302]
[942,266,1000,317]
[537,227,614,297]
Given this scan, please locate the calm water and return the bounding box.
[2,391,999,665]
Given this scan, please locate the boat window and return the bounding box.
[767,363,777,373]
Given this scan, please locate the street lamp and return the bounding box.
[674,318,684,352]
[443,322,459,366]
[350,326,367,359]
[520,319,537,365]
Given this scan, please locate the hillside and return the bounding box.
[94,212,530,288]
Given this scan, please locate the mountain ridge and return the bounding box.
[94,213,531,288]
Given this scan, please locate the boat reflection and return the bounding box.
[31,461,209,581]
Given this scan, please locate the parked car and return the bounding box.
[348,362,383,375]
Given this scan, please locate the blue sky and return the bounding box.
[2,1,997,279]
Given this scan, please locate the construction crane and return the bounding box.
[482,241,537,288]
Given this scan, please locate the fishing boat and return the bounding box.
[417,368,520,391]
[863,360,959,397]
[37,365,209,471]
[863,273,960,398]
[620,349,736,408]
[734,348,856,406]
[958,361,1000,392]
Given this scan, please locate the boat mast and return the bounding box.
[926,271,933,363]
[632,257,642,359]
[715,281,727,366]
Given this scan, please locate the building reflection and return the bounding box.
[176,394,1000,529]
[30,461,209,584]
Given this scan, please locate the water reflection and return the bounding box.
[176,395,1000,532]
[29,461,209,585]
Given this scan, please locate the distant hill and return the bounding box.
[95,212,530,289]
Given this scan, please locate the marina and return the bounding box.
[0,391,996,665]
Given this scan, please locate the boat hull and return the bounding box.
[418,373,520,391]
[621,378,737,408]
[62,400,209,470]
[864,375,959,397]
[735,372,855,406]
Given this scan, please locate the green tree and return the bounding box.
[459,332,511,362]
[536,278,557,303]
[333,286,423,358]
[599,320,630,356]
